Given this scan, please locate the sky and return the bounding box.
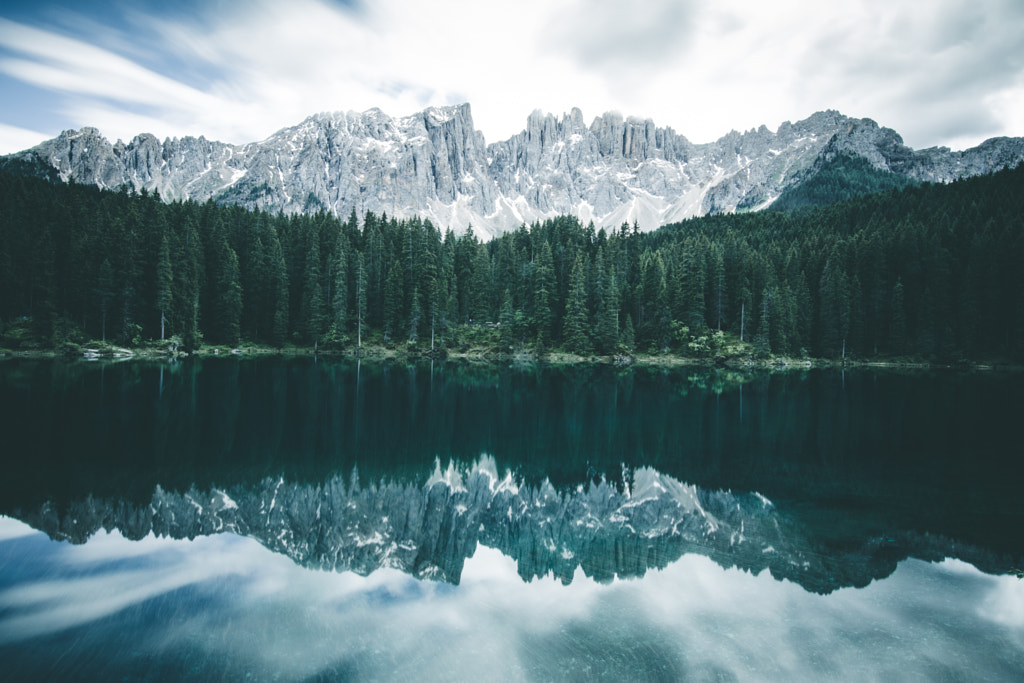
[0,0,1022,155]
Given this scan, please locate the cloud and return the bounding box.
[0,0,1021,154]
[545,0,698,69]
[0,18,219,110]
[793,0,1024,147]
[0,122,49,153]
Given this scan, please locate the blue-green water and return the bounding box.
[1,358,1022,680]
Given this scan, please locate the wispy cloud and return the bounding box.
[0,0,1021,154]
[0,122,50,152]
[0,18,218,109]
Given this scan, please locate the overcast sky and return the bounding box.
[0,0,1022,155]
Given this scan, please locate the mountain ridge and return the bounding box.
[4,104,1023,238]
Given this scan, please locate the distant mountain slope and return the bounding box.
[769,153,919,211]
[3,105,1022,238]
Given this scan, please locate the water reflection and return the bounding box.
[2,516,1023,681]
[2,358,1024,678]
[3,359,1021,490]
[8,457,1020,594]
[2,357,1023,557]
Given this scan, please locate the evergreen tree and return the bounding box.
[299,225,326,343]
[214,239,243,346]
[707,246,727,331]
[355,253,367,348]
[638,250,670,350]
[155,229,173,340]
[890,279,908,356]
[499,287,515,347]
[97,257,115,343]
[593,270,620,355]
[408,286,422,344]
[562,253,590,354]
[382,261,403,343]
[331,231,349,338]
[621,314,636,352]
[270,235,289,347]
[175,215,203,352]
[679,247,706,331]
[469,242,492,322]
[532,239,556,347]
[754,286,772,357]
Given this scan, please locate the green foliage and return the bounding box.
[0,319,37,350]
[770,153,918,212]
[319,325,348,350]
[621,315,636,352]
[125,322,143,347]
[561,253,590,354]
[0,163,1022,362]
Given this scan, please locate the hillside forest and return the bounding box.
[1,161,1022,362]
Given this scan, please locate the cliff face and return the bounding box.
[5,104,1022,238]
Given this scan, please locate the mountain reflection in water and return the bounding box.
[1,357,1024,679]
[9,456,1018,594]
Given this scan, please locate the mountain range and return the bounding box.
[3,104,1023,238]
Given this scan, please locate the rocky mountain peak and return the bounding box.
[3,104,1022,238]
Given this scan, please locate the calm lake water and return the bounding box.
[1,357,1022,680]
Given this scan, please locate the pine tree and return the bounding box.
[708,246,727,331]
[175,216,203,352]
[299,226,326,344]
[638,250,669,350]
[356,253,367,348]
[562,253,590,354]
[97,257,115,343]
[753,286,772,357]
[499,287,515,348]
[155,230,173,340]
[216,240,243,346]
[817,258,851,358]
[594,270,620,355]
[469,242,492,322]
[382,261,403,343]
[621,314,636,352]
[270,237,289,347]
[331,231,349,338]
[532,239,556,348]
[408,286,421,344]
[890,279,908,356]
[679,247,706,331]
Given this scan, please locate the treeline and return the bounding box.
[1,164,1022,360]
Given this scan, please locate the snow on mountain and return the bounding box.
[4,104,1023,239]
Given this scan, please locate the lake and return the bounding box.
[1,357,1023,680]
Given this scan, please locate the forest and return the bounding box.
[1,162,1022,362]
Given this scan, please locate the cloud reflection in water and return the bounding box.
[1,516,1023,681]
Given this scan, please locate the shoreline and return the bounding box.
[1,343,1019,373]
